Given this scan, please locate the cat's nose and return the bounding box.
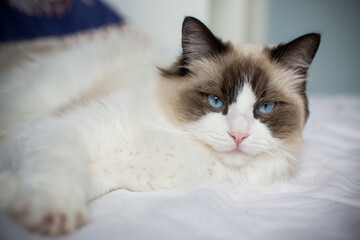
[228,132,249,146]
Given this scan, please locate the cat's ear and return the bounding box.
[269,33,321,75]
[181,16,229,62]
[160,17,229,77]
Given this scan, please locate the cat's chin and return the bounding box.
[219,150,255,167]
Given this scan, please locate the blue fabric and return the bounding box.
[0,0,124,42]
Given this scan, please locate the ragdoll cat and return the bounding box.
[0,17,320,235]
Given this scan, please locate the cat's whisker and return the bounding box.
[249,141,299,172]
[267,147,300,172]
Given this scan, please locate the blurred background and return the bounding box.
[2,0,360,95]
[106,0,360,95]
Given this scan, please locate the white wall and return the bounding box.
[104,0,210,51]
[210,0,267,45]
[104,0,266,48]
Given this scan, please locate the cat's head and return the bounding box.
[159,17,320,167]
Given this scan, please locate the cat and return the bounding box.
[0,16,320,235]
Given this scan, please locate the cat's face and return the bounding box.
[159,17,320,166]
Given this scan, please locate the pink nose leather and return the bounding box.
[229,132,249,146]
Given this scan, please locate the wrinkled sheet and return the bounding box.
[1,95,360,240]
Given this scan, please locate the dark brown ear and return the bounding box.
[269,33,321,75]
[160,16,229,77]
[181,16,229,63]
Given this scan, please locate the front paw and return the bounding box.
[8,190,89,236]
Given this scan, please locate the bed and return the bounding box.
[0,95,359,240]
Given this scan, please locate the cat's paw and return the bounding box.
[8,190,89,236]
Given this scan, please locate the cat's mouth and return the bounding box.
[227,147,251,156]
[218,144,250,155]
[206,141,251,155]
[228,141,264,157]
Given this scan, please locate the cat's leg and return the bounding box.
[7,118,89,235]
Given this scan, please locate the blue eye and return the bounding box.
[257,101,276,114]
[207,94,224,109]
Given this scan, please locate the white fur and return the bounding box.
[0,26,296,235]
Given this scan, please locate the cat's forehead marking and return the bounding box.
[228,83,256,116]
[219,53,271,106]
[237,82,257,106]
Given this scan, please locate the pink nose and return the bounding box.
[229,132,249,146]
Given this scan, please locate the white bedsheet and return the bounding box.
[1,95,360,240]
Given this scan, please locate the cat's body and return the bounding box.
[0,17,320,235]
